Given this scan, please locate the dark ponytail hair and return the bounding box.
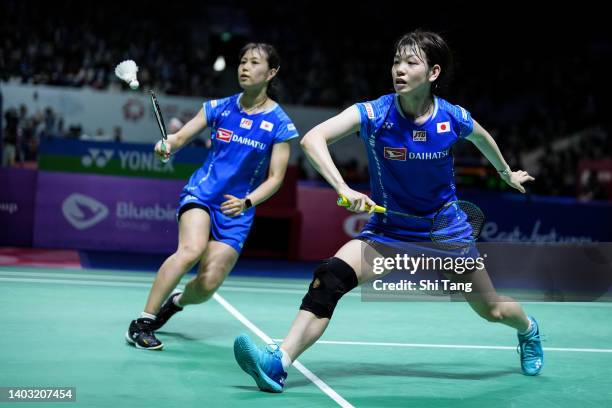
[239,43,281,99]
[394,30,453,95]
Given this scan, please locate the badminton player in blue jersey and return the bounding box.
[125,43,299,350]
[234,30,543,392]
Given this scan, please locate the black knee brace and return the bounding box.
[300,257,358,318]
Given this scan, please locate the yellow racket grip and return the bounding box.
[336,194,386,213]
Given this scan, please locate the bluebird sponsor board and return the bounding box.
[33,171,184,252]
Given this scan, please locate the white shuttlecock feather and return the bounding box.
[114,60,139,90]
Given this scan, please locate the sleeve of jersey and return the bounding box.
[354,95,390,138]
[448,103,474,139]
[274,120,300,143]
[203,96,232,128]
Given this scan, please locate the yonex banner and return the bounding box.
[33,171,183,252]
[0,168,37,246]
[38,138,208,179]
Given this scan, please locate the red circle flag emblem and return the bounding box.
[437,121,451,133]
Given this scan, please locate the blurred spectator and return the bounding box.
[113,126,123,142]
[38,107,62,139]
[2,108,18,167]
[0,1,609,199]
[67,124,82,139]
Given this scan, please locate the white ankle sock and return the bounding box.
[280,347,292,371]
[518,318,533,335]
[140,312,157,320]
[173,293,184,308]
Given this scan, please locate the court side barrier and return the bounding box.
[2,168,611,261]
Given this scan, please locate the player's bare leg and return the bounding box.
[146,241,239,334]
[126,208,210,350]
[233,239,386,391]
[144,208,211,314]
[449,267,544,375]
[281,239,385,360]
[448,268,530,331]
[179,241,239,305]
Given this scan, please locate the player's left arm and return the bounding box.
[221,141,291,216]
[466,119,535,193]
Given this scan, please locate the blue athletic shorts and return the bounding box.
[176,192,254,254]
[356,222,481,261]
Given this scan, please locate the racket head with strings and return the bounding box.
[150,90,169,163]
[430,200,485,250]
[337,194,484,250]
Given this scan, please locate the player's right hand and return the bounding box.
[337,185,377,213]
[154,139,172,161]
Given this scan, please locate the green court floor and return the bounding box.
[1,266,611,407]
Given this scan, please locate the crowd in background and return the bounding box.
[1,1,610,200]
[1,104,124,167]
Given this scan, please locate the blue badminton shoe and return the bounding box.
[517,316,544,375]
[234,333,287,393]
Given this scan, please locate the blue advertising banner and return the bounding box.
[460,190,612,243]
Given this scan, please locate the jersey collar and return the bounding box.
[393,94,438,126]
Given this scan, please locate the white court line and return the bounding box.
[271,339,612,354]
[0,269,314,291]
[213,293,354,408]
[3,276,610,353]
[0,270,308,289]
[0,277,307,296]
[0,276,151,288]
[2,268,612,306]
[0,274,353,407]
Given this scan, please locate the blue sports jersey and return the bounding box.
[177,93,298,252]
[184,93,298,205]
[355,94,474,241]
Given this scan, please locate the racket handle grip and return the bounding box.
[337,194,386,213]
[159,140,170,163]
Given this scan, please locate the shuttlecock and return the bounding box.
[115,60,139,90]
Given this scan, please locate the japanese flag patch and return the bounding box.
[437,122,451,133]
[260,120,274,131]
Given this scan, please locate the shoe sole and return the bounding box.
[124,331,164,350]
[234,335,283,393]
